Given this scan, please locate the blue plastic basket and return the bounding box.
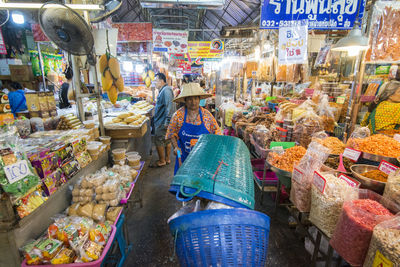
[170,135,255,209]
[169,209,270,267]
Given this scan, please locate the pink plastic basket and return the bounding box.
[120,161,145,204]
[253,171,278,184]
[250,134,270,159]
[251,158,265,170]
[21,225,117,267]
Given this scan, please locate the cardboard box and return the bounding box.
[21,81,39,90]
[25,92,40,112]
[38,92,49,111]
[9,64,34,82]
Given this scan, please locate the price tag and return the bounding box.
[3,160,33,184]
[336,96,346,104]
[343,148,362,162]
[378,160,399,175]
[313,171,326,194]
[339,174,360,188]
[373,250,393,267]
[292,168,303,183]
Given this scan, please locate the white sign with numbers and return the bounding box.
[3,160,33,184]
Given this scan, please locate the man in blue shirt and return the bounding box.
[152,73,174,167]
[8,82,27,116]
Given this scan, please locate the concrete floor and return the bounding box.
[124,155,312,267]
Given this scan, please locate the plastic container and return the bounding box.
[83,120,95,129]
[88,141,102,147]
[99,136,111,144]
[87,144,100,154]
[113,159,125,166]
[93,128,100,139]
[169,209,270,267]
[112,148,126,161]
[100,144,107,153]
[127,155,141,167]
[89,151,99,160]
[21,225,116,267]
[126,151,139,157]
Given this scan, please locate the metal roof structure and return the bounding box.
[112,0,261,41]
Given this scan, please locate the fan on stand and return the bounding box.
[90,0,122,23]
[0,10,9,27]
[38,2,104,133]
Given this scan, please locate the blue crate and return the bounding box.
[169,209,270,267]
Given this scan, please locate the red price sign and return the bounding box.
[378,160,399,175]
[343,148,362,162]
[292,168,303,183]
[339,174,360,188]
[313,171,326,194]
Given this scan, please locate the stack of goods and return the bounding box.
[293,115,323,148]
[321,82,343,98]
[348,134,400,158]
[57,114,83,130]
[330,196,396,266]
[383,171,400,206]
[0,130,45,219]
[99,136,111,150]
[105,112,148,127]
[0,92,11,115]
[83,121,99,141]
[126,151,141,170]
[363,215,400,266]
[25,91,57,118]
[99,53,124,104]
[86,141,107,161]
[111,148,126,166]
[252,125,280,149]
[290,142,330,212]
[268,146,307,172]
[256,58,274,81]
[309,172,358,237]
[130,100,154,114]
[236,113,276,142]
[20,215,113,264]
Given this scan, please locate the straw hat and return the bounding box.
[173,83,211,103]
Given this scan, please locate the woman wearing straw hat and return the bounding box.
[166,82,222,174]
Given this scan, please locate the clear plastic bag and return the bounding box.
[293,108,323,147]
[346,126,371,149]
[317,94,336,132]
[329,190,399,267]
[383,169,400,207]
[363,215,400,267]
[167,199,202,223]
[289,142,330,212]
[15,118,31,138]
[309,172,358,237]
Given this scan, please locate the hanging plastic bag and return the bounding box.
[293,108,323,147]
[317,94,337,132]
[289,142,330,212]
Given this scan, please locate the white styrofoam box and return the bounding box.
[0,67,10,76]
[7,59,22,65]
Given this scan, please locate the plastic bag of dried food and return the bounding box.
[317,94,336,132]
[276,65,287,82]
[383,169,400,207]
[346,126,371,149]
[309,172,358,238]
[330,190,398,267]
[290,142,330,212]
[293,108,324,147]
[363,215,400,267]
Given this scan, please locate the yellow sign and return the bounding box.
[373,250,393,267]
[187,40,224,61]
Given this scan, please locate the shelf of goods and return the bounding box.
[0,153,108,267]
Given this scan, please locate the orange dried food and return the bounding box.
[362,170,388,182]
[269,146,307,172]
[315,137,345,155]
[356,134,400,158]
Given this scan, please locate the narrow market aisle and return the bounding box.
[124,155,310,267]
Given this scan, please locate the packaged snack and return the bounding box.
[78,202,94,218]
[103,179,119,193]
[50,247,76,264]
[383,170,400,207]
[75,151,92,168]
[92,203,107,222]
[20,239,42,265]
[58,224,79,246]
[15,188,47,218]
[79,240,103,262]
[89,222,111,246]
[309,172,358,237]
[35,238,63,261]
[112,148,126,161]
[363,215,400,267]
[330,191,397,266]
[106,207,122,222]
[48,215,69,239]
[68,203,80,216]
[290,142,330,212]
[267,146,307,172]
[61,159,80,179]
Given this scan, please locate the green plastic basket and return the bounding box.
[169,135,255,209]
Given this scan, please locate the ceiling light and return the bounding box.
[0,3,102,10]
[12,11,24,24]
[331,22,369,55]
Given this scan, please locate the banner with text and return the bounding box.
[153,29,188,53]
[278,22,308,64]
[260,0,366,30]
[187,40,224,62]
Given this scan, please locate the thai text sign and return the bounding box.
[278,22,308,64]
[153,29,188,53]
[260,0,366,30]
[187,40,224,61]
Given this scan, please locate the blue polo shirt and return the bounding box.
[154,85,174,130]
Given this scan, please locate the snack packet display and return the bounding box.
[20,239,42,265]
[309,172,358,237]
[290,142,330,212]
[89,222,111,246]
[50,247,76,264]
[79,240,103,262]
[35,238,63,261]
[329,190,398,266]
[363,215,400,267]
[106,207,122,223]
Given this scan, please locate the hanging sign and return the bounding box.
[4,160,33,184]
[153,29,188,53]
[186,40,224,62]
[31,24,50,42]
[260,0,366,30]
[278,22,308,64]
[112,23,153,42]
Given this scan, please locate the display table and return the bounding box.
[0,152,109,267]
[105,123,148,139]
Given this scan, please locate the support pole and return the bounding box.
[71,55,85,120]
[37,42,46,91]
[91,63,105,136]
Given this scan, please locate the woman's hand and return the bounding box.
[174,147,181,156]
